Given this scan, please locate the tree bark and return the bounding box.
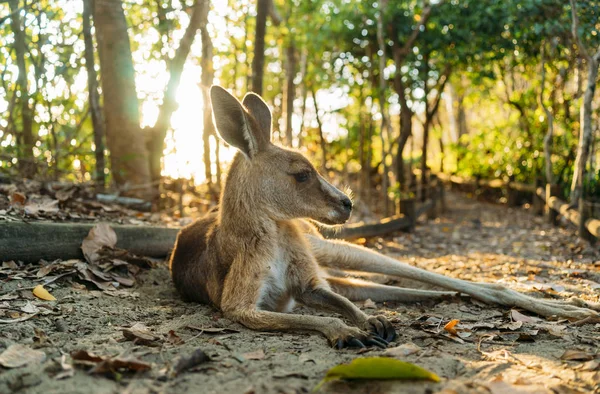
[82,0,106,189]
[199,1,215,189]
[538,43,555,185]
[569,0,600,204]
[147,0,207,186]
[93,0,153,200]
[9,0,35,178]
[311,88,327,173]
[376,3,392,215]
[284,40,296,146]
[251,0,269,95]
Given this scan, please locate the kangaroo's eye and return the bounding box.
[293,171,310,183]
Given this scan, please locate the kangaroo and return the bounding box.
[170,86,599,349]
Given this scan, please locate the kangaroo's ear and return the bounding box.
[210,86,267,158]
[242,92,272,143]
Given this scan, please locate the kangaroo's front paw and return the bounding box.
[362,315,397,342]
[328,326,389,350]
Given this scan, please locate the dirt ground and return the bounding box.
[1,191,599,394]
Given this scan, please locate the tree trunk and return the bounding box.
[200,1,215,189]
[569,0,600,204]
[539,43,555,185]
[376,2,392,215]
[82,0,106,189]
[251,0,268,95]
[9,0,35,178]
[93,0,152,200]
[296,49,308,148]
[311,88,327,173]
[147,0,207,186]
[570,58,599,203]
[284,40,296,146]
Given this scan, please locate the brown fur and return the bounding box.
[170,86,599,348]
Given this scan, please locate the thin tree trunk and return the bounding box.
[296,49,308,148]
[93,0,152,200]
[539,42,555,185]
[569,0,600,204]
[311,88,327,173]
[148,0,207,186]
[251,0,268,95]
[82,0,105,189]
[376,2,392,215]
[284,40,296,146]
[200,0,214,188]
[9,0,35,178]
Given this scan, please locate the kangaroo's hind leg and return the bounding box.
[326,276,457,303]
[309,235,599,320]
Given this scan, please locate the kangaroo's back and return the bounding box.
[168,211,222,304]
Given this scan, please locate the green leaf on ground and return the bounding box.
[314,357,440,391]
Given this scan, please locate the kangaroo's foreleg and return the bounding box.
[220,255,390,348]
[297,286,396,342]
[326,276,457,303]
[308,236,599,320]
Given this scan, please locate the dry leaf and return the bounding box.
[173,348,210,375]
[33,284,56,301]
[55,354,74,380]
[10,191,26,206]
[0,344,46,368]
[122,323,159,346]
[510,310,540,323]
[71,349,151,375]
[243,349,266,360]
[363,299,377,309]
[24,198,59,216]
[82,223,118,263]
[383,342,421,358]
[167,330,183,345]
[444,319,460,336]
[560,349,594,361]
[186,325,240,334]
[577,359,600,371]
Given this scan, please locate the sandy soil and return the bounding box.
[1,191,599,394]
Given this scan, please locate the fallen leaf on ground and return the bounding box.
[24,198,59,216]
[122,323,159,346]
[55,354,74,380]
[485,375,546,394]
[510,310,541,323]
[577,359,600,371]
[362,299,377,309]
[314,357,440,391]
[33,284,56,301]
[444,319,460,335]
[243,349,266,360]
[0,344,46,368]
[167,330,183,345]
[383,342,421,358]
[560,349,594,361]
[81,223,117,263]
[71,349,151,375]
[173,348,210,376]
[10,192,26,205]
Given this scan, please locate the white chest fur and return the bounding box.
[256,246,296,312]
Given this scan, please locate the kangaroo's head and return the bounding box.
[210,85,352,225]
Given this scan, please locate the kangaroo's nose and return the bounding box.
[341,197,353,211]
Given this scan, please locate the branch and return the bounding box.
[427,66,451,119]
[393,1,439,62]
[569,0,591,62]
[268,0,282,26]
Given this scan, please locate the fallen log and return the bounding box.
[536,188,600,239]
[320,214,413,240]
[0,221,179,263]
